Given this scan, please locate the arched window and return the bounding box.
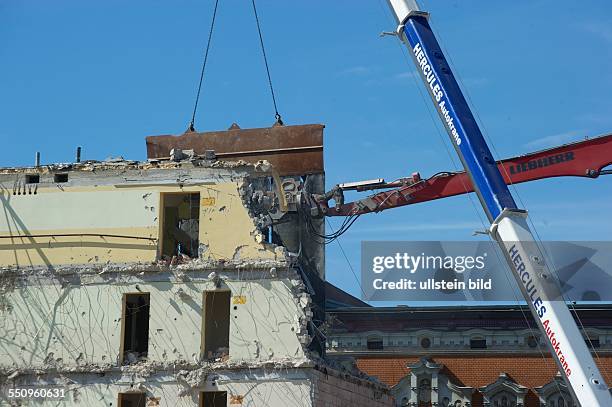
[491,391,516,407]
[545,392,574,407]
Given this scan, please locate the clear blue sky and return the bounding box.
[2,1,612,304]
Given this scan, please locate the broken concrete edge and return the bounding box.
[0,265,308,302]
[0,358,391,395]
[0,156,273,175]
[0,258,293,278]
[0,358,313,379]
[311,357,392,391]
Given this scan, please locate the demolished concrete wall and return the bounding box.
[0,262,393,406]
[0,269,309,371]
[145,124,326,280]
[0,125,393,406]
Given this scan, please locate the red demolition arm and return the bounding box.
[324,134,612,216]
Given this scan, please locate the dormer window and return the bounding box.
[367,336,384,350]
[586,336,600,349]
[470,337,487,349]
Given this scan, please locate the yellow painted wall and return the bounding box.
[198,183,277,261]
[0,180,278,268]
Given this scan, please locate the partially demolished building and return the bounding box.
[0,125,392,406]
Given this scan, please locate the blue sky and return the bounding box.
[2,1,612,304]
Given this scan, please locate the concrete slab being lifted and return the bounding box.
[146,123,324,176]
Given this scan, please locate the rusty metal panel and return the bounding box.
[146,124,324,176]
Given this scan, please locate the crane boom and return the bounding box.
[385,1,611,405]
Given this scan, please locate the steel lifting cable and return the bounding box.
[251,0,283,125]
[189,0,220,132]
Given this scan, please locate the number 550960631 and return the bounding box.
[7,388,66,399]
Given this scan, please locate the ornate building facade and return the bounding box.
[326,304,612,406]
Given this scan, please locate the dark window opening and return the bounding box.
[367,338,384,350]
[161,193,200,259]
[54,173,68,183]
[122,293,150,364]
[420,337,431,349]
[202,291,230,360]
[118,392,146,407]
[527,335,539,348]
[200,391,227,407]
[25,174,40,184]
[586,337,600,348]
[470,338,487,349]
[265,225,283,245]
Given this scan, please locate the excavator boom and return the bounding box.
[318,133,612,216]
